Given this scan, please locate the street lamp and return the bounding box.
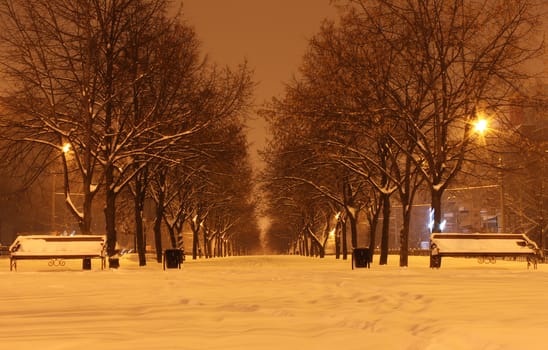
[474,117,488,135]
[62,143,71,154]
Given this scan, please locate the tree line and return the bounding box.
[0,0,262,265]
[261,0,546,266]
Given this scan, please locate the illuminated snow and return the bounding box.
[431,234,538,254]
[9,235,105,256]
[0,255,547,349]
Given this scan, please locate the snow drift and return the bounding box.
[0,254,546,350]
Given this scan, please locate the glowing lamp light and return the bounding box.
[62,143,71,154]
[474,118,488,135]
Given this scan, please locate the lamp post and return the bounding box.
[51,143,71,233]
[51,173,56,232]
[498,156,505,233]
[334,212,341,259]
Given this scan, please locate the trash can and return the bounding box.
[352,247,371,269]
[108,257,120,269]
[82,258,92,270]
[164,249,183,270]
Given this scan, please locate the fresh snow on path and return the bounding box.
[1,254,547,350]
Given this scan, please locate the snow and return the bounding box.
[64,193,84,219]
[1,254,547,350]
[431,233,539,254]
[10,235,105,256]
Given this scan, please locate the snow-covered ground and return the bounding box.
[1,254,547,350]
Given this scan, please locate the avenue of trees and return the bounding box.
[0,0,262,265]
[261,0,546,266]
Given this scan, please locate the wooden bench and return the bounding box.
[429,233,541,269]
[9,235,106,271]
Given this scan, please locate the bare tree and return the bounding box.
[343,0,543,235]
[0,1,254,265]
[262,0,542,266]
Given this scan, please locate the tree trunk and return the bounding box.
[168,225,177,249]
[342,220,348,260]
[399,206,412,267]
[304,233,309,256]
[176,223,184,250]
[79,194,93,234]
[431,187,443,233]
[368,207,380,264]
[104,165,117,260]
[77,167,94,234]
[191,222,199,259]
[379,193,390,265]
[103,37,116,264]
[166,218,184,249]
[105,193,117,258]
[218,237,223,257]
[203,230,210,258]
[134,209,146,266]
[153,171,166,262]
[133,170,146,266]
[348,211,358,249]
[319,239,325,258]
[335,221,341,259]
[153,203,163,263]
[81,89,95,235]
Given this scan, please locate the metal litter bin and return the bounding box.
[164,249,183,270]
[108,257,120,269]
[352,247,371,269]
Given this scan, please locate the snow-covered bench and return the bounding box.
[9,235,106,271]
[429,233,541,269]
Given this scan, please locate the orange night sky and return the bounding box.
[181,0,338,169]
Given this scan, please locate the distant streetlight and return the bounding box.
[62,143,71,154]
[474,116,488,135]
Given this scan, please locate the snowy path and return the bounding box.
[1,255,547,349]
